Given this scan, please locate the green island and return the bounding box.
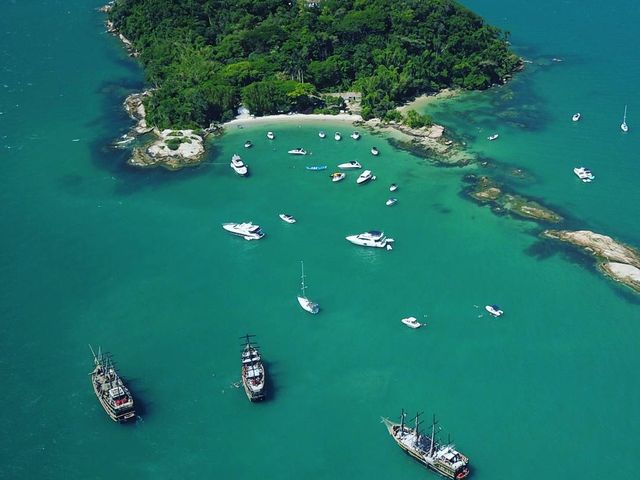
[107,0,520,128]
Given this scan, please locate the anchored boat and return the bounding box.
[297,260,319,314]
[346,230,394,250]
[382,410,470,480]
[90,346,135,423]
[240,334,266,402]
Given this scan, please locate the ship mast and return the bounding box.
[429,414,438,456]
[414,412,423,447]
[300,260,307,298]
[400,408,405,434]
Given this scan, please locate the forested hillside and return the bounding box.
[109,0,520,128]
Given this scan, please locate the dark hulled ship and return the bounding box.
[240,335,266,402]
[90,346,135,422]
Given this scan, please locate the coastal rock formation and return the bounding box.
[129,129,205,171]
[467,175,563,223]
[124,92,152,134]
[543,230,640,293]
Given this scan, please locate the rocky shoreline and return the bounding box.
[543,230,640,294]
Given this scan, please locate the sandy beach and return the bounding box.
[223,112,364,128]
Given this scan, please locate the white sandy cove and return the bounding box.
[223,112,363,128]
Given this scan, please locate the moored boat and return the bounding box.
[306,165,327,171]
[267,131,275,140]
[230,153,248,176]
[346,230,394,250]
[382,410,470,480]
[487,134,499,141]
[350,131,361,140]
[389,183,398,192]
[222,222,265,240]
[297,261,319,314]
[573,167,595,182]
[572,113,581,122]
[244,140,253,148]
[288,147,307,155]
[90,346,136,423]
[485,305,503,317]
[279,213,296,224]
[338,160,361,170]
[356,169,374,184]
[331,172,346,182]
[386,198,398,207]
[401,317,421,329]
[621,105,629,132]
[240,334,266,402]
[371,147,379,156]
[334,132,342,141]
[319,131,326,139]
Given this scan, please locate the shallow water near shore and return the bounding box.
[1,1,640,479]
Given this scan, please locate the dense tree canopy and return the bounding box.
[109,0,520,128]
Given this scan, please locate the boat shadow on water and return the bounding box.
[119,377,150,422]
[260,360,279,403]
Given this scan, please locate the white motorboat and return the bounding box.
[330,172,346,182]
[350,131,361,140]
[297,261,319,314]
[244,140,253,148]
[267,131,275,140]
[371,147,379,156]
[401,317,422,329]
[288,148,307,155]
[334,132,342,141]
[279,213,296,224]
[389,183,398,192]
[386,198,397,207]
[356,169,374,184]
[319,131,326,139]
[487,134,499,141]
[222,222,265,240]
[572,113,581,122]
[345,230,394,250]
[485,305,503,317]
[230,154,248,176]
[573,167,595,182]
[338,160,361,170]
[621,105,629,132]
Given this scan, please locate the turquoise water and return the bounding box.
[1,1,639,479]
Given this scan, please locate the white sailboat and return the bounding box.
[297,261,319,314]
[621,105,629,132]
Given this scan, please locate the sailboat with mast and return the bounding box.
[297,261,319,314]
[621,105,629,132]
[89,346,136,423]
[382,409,470,479]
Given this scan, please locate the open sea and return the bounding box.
[1,1,639,479]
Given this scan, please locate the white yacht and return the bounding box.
[389,183,398,192]
[244,140,253,148]
[621,105,629,132]
[267,131,275,140]
[350,131,361,140]
[345,230,394,250]
[230,154,248,176]
[371,147,379,156]
[297,261,319,314]
[222,222,265,240]
[279,213,296,224]
[338,160,361,170]
[330,172,346,182]
[356,169,374,184]
[485,305,503,317]
[572,113,581,122]
[288,148,307,155]
[401,317,422,329]
[319,131,326,139]
[487,134,499,141]
[386,198,397,207]
[334,132,342,141]
[573,167,595,182]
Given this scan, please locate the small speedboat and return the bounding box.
[350,131,360,140]
[389,183,398,192]
[371,147,379,156]
[356,169,373,185]
[279,213,296,224]
[306,165,327,171]
[401,317,422,329]
[267,131,275,140]
[338,160,361,170]
[244,140,253,148]
[288,148,307,155]
[334,132,342,141]
[572,113,581,122]
[485,305,503,317]
[487,134,499,141]
[330,172,346,182]
[319,131,326,139]
[573,167,595,182]
[230,154,248,176]
[386,198,397,207]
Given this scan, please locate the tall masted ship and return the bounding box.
[90,346,135,422]
[382,410,470,479]
[241,335,266,402]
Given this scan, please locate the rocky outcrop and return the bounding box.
[129,129,205,171]
[467,175,563,223]
[124,92,153,134]
[543,230,640,293]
